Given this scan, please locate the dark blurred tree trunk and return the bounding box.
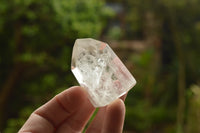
[144,11,162,103]
[168,8,186,133]
[0,64,23,129]
[0,23,23,129]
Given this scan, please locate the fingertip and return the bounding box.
[55,87,95,132]
[120,93,128,101]
[56,86,87,108]
[102,99,125,133]
[63,86,87,103]
[107,99,125,116]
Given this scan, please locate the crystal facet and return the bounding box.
[71,38,136,107]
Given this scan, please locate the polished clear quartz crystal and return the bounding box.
[71,38,136,107]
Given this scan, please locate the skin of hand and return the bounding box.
[19,86,126,133]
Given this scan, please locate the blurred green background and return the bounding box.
[1,0,200,132]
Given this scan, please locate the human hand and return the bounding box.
[19,86,126,133]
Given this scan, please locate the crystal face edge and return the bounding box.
[71,38,136,107]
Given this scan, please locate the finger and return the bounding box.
[19,113,54,133]
[56,103,95,133]
[56,97,95,133]
[102,99,125,133]
[85,107,106,133]
[120,93,127,101]
[19,86,87,133]
[86,93,127,133]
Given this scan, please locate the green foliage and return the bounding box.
[4,106,35,133]
[130,49,154,68]
[1,0,200,132]
[52,0,114,38]
[125,102,175,132]
[186,85,200,133]
[0,0,114,132]
[107,26,122,40]
[123,0,200,132]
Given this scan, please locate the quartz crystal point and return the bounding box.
[71,38,136,107]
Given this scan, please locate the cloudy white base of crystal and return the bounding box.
[71,38,136,107]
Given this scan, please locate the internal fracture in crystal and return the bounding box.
[71,38,136,107]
